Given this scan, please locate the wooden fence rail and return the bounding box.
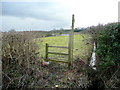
[48,45,68,48]
[48,52,69,55]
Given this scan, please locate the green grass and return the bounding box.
[36,34,93,62]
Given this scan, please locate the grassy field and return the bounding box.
[36,34,93,63]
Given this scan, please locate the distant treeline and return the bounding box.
[4,28,86,38]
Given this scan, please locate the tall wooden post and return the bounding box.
[68,14,75,68]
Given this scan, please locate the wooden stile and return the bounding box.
[45,15,75,68]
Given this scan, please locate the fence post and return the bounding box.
[45,43,48,61]
[68,14,75,68]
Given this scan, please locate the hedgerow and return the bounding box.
[96,23,120,67]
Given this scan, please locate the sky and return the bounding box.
[0,0,120,31]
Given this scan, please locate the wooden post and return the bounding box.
[68,14,75,68]
[71,14,75,64]
[45,43,48,61]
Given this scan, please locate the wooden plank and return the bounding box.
[48,52,69,55]
[48,45,68,48]
[47,58,69,63]
[45,43,48,61]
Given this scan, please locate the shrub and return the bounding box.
[96,23,120,67]
[85,23,120,89]
[95,23,120,88]
[2,31,40,89]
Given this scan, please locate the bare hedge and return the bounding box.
[2,31,40,89]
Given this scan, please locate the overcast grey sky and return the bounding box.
[1,0,119,31]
